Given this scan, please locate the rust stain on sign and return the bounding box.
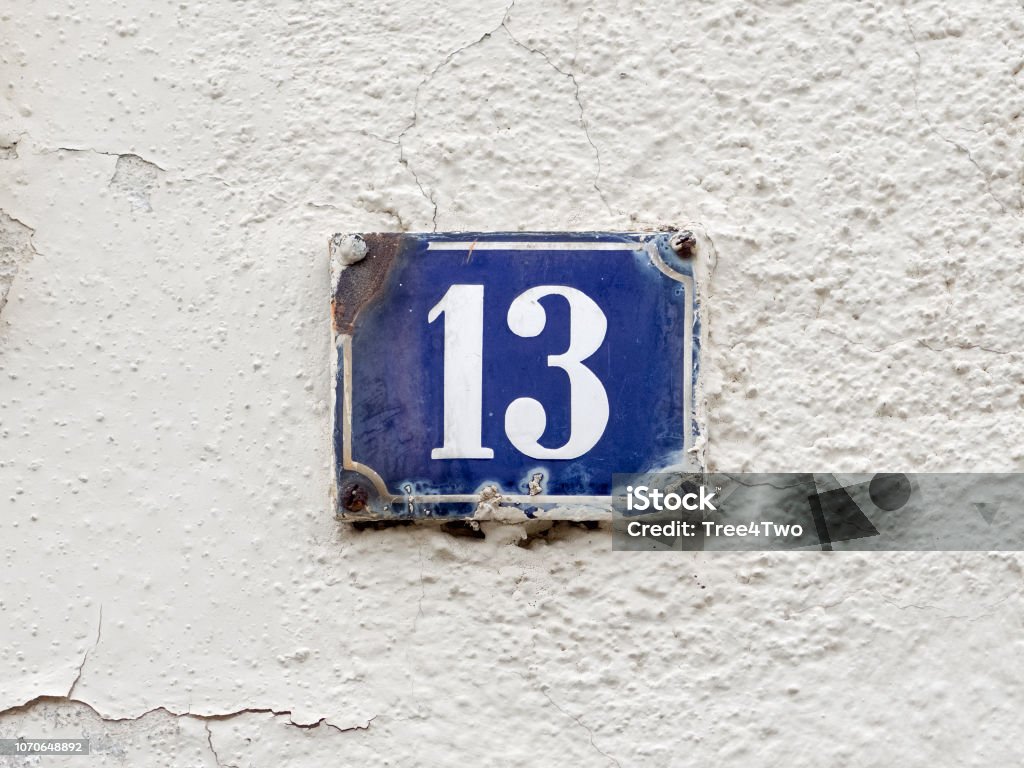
[330,233,400,335]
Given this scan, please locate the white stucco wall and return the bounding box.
[2,1,1023,765]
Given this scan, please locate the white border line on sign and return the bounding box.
[427,241,645,251]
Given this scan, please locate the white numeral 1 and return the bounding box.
[428,285,494,459]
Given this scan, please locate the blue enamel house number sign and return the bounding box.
[331,232,701,521]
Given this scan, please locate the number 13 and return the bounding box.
[428,285,610,461]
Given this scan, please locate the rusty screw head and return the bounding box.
[341,482,370,512]
[669,231,697,257]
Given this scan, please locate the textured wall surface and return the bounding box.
[2,1,1023,765]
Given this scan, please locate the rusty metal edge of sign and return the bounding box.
[329,231,704,524]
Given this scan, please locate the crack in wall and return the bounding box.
[44,146,166,171]
[783,313,1014,357]
[0,695,376,734]
[398,145,438,231]
[35,146,166,212]
[902,12,1021,215]
[332,130,417,229]
[537,688,622,768]
[67,606,103,699]
[205,722,230,768]
[310,200,407,231]
[394,0,612,228]
[917,339,1011,356]
[1,698,374,768]
[499,24,612,215]
[789,586,1016,622]
[393,2,520,231]
[202,712,378,766]
[817,326,1012,356]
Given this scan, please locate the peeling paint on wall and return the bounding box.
[0,212,35,318]
[108,154,163,213]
